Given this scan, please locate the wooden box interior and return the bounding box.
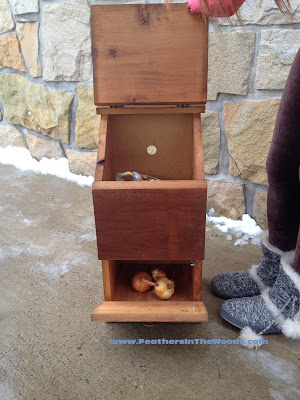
[106,261,194,302]
[99,113,194,181]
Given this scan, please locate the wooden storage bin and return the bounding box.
[92,260,207,323]
[90,3,209,323]
[93,112,207,261]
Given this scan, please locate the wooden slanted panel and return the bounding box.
[91,3,208,106]
[93,180,207,260]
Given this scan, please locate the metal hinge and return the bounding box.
[110,105,125,108]
[177,104,191,108]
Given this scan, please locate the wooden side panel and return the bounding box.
[94,115,115,182]
[91,4,208,105]
[92,180,207,260]
[91,301,208,322]
[101,260,118,301]
[192,260,202,301]
[94,115,108,181]
[193,114,205,180]
[192,116,206,300]
[103,116,115,181]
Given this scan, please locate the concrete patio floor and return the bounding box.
[1,164,300,400]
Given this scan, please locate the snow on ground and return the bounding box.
[0,146,263,246]
[206,208,263,246]
[0,146,93,186]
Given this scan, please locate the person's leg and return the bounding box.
[213,48,300,299]
[266,48,300,252]
[218,50,300,344]
[211,232,290,298]
[292,228,300,273]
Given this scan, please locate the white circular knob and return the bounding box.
[147,145,157,155]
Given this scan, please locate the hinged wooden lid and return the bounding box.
[91,4,208,106]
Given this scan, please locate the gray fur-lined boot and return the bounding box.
[212,231,295,299]
[220,252,300,348]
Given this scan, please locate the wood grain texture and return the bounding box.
[91,3,208,105]
[92,180,207,260]
[101,260,118,301]
[193,114,205,180]
[91,301,208,322]
[192,115,206,301]
[192,260,202,301]
[108,114,193,180]
[97,106,206,115]
[94,114,108,181]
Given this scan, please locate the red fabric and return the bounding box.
[187,0,246,17]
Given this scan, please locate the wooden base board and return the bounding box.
[91,301,208,323]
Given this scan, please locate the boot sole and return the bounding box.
[220,308,281,334]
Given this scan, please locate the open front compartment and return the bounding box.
[99,113,194,181]
[102,260,202,302]
[91,260,208,322]
[93,113,207,261]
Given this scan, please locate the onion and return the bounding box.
[150,267,167,281]
[132,272,155,292]
[154,277,175,299]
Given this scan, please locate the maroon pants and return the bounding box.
[266,48,300,273]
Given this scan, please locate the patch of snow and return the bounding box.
[39,251,92,278]
[80,233,96,242]
[7,246,23,257]
[269,389,284,400]
[0,246,25,260]
[0,146,93,187]
[40,261,69,277]
[206,211,263,246]
[26,243,53,257]
[237,349,300,400]
[62,203,73,209]
[0,382,19,400]
[22,218,35,226]
[234,235,249,246]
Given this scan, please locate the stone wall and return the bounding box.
[0,0,299,227]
